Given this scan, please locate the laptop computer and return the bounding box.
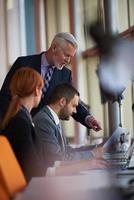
[103,127,134,169]
[125,143,134,169]
[103,142,134,169]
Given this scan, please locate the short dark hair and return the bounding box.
[48,84,80,105]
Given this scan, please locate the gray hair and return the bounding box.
[52,32,78,49]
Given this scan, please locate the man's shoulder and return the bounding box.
[33,106,50,121]
[33,107,56,130]
[17,52,44,61]
[12,52,44,70]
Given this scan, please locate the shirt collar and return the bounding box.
[47,105,60,125]
[41,52,56,68]
[41,52,49,67]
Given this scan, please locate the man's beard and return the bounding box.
[53,56,67,70]
[55,62,66,70]
[59,107,70,120]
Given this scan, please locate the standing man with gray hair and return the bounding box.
[0,32,101,131]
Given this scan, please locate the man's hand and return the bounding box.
[88,159,109,169]
[91,146,104,159]
[86,116,102,131]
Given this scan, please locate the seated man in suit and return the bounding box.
[0,32,101,132]
[33,84,104,171]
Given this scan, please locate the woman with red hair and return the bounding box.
[1,67,45,182]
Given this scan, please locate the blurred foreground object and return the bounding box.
[14,171,122,200]
[89,21,134,103]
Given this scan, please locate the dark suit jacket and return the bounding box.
[33,106,93,170]
[1,107,45,182]
[0,52,89,126]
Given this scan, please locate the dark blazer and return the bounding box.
[0,52,89,126]
[33,106,93,170]
[1,107,45,182]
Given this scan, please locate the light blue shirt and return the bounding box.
[41,53,49,79]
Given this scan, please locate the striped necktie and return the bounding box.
[44,66,54,92]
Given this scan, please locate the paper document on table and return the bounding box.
[103,126,125,151]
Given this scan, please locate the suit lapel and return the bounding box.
[43,106,65,151]
[42,106,55,124]
[32,52,44,74]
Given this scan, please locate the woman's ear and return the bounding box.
[34,87,39,96]
[59,97,66,107]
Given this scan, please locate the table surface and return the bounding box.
[14,169,134,200]
[14,151,134,200]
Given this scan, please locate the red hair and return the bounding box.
[1,67,44,129]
